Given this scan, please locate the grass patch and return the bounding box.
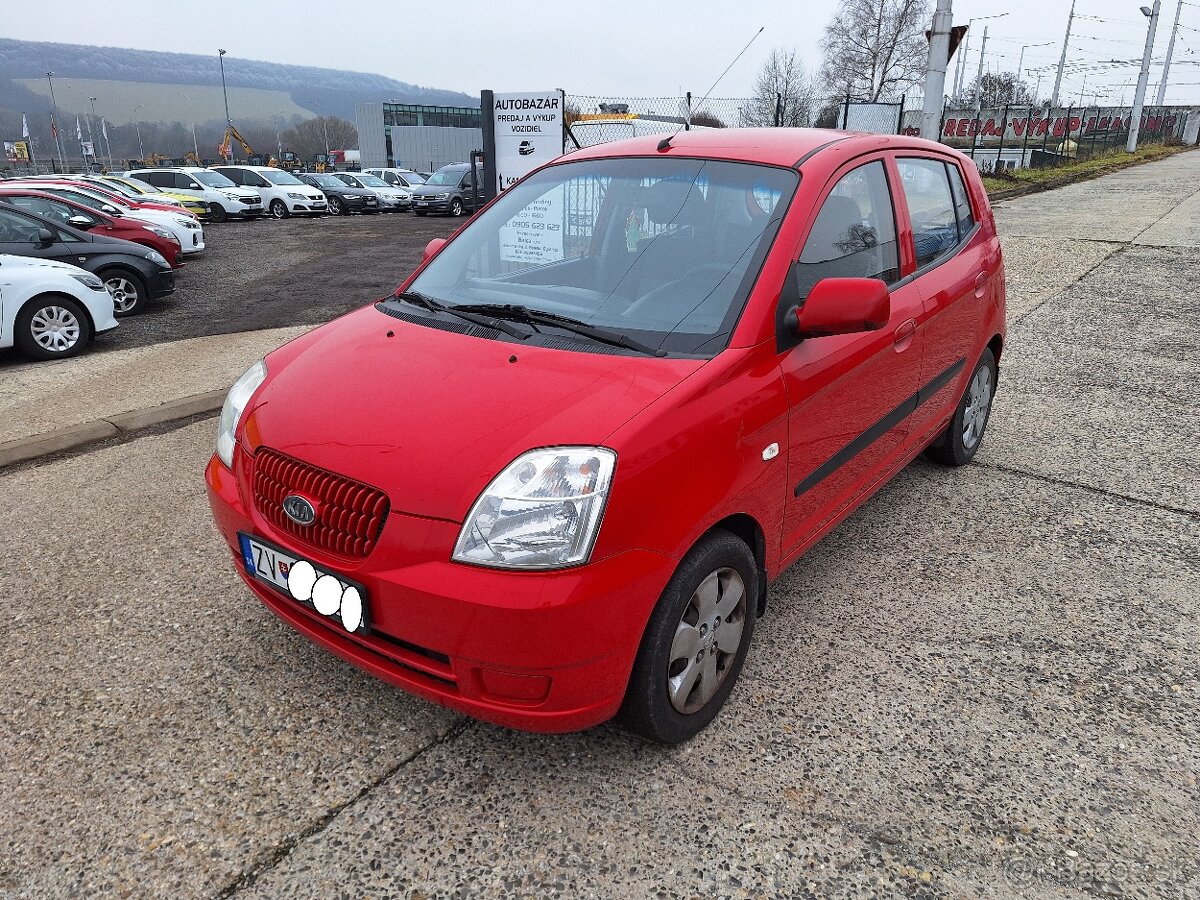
[980,143,1194,196]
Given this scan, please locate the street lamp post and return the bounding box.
[45,71,67,171]
[218,49,231,127]
[953,13,1009,100]
[132,103,145,161]
[1126,1,1162,152]
[1017,42,1055,91]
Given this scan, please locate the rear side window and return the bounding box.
[217,168,243,185]
[145,171,174,189]
[896,157,958,268]
[946,163,975,238]
[795,159,899,300]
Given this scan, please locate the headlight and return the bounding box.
[70,271,105,291]
[216,360,267,469]
[436,192,450,199]
[146,225,174,240]
[172,215,197,227]
[286,192,305,200]
[452,447,616,570]
[145,249,169,267]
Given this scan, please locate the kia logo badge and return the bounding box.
[282,495,316,526]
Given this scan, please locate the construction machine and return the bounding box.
[218,124,254,162]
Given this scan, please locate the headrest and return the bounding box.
[641,179,706,226]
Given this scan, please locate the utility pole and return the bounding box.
[46,71,67,171]
[1052,0,1076,107]
[1127,1,1162,152]
[952,13,1008,100]
[921,0,953,139]
[973,26,990,107]
[1155,0,1184,105]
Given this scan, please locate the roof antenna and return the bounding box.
[658,26,765,152]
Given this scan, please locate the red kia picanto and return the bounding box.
[206,129,1006,743]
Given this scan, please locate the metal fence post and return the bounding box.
[1021,105,1033,167]
[896,94,906,134]
[685,92,692,130]
[842,94,850,129]
[997,102,1011,170]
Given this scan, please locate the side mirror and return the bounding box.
[102,204,119,214]
[786,277,891,339]
[37,227,55,245]
[423,238,447,261]
[188,182,201,189]
[68,215,93,228]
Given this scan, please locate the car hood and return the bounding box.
[242,304,706,522]
[329,186,377,198]
[220,186,260,198]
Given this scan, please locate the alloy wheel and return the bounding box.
[105,276,139,314]
[270,199,288,219]
[962,365,993,450]
[450,199,463,217]
[329,197,343,216]
[667,567,747,714]
[30,305,82,353]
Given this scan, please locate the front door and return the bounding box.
[0,206,72,265]
[779,156,926,556]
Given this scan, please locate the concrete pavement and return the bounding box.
[1,150,1198,898]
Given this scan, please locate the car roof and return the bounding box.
[562,127,955,168]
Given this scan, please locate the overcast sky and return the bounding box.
[7,0,1199,105]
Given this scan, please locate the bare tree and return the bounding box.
[820,0,930,102]
[281,116,359,160]
[739,48,820,127]
[959,72,1034,108]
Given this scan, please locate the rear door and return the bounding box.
[778,156,926,554]
[891,155,991,441]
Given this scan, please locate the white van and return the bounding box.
[127,167,263,223]
[210,165,328,218]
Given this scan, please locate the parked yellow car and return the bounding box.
[94,175,210,219]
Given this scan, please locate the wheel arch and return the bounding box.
[17,290,97,336]
[706,513,769,617]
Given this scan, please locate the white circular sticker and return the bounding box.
[287,560,317,603]
[340,586,363,632]
[311,574,342,616]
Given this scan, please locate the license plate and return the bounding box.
[416,201,428,206]
[238,533,370,634]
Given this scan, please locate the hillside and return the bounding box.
[0,38,475,122]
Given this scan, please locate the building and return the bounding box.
[356,101,482,171]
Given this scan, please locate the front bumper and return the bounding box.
[177,226,205,254]
[205,451,673,733]
[412,198,452,212]
[146,268,176,299]
[376,196,411,211]
[289,199,328,215]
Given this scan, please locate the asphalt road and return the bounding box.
[2,152,1198,899]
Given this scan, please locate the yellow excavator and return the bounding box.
[218,124,254,162]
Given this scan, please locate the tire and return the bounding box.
[14,294,92,361]
[619,530,758,744]
[99,268,147,317]
[269,199,289,219]
[208,204,229,224]
[926,348,998,466]
[449,198,464,217]
[327,197,344,216]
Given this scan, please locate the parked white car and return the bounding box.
[0,254,117,360]
[6,181,205,257]
[362,167,426,189]
[210,165,327,218]
[331,172,411,211]
[126,167,264,223]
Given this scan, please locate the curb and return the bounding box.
[0,389,226,469]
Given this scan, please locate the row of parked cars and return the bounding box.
[0,162,489,361]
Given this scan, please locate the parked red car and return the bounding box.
[206,129,1006,742]
[0,189,183,268]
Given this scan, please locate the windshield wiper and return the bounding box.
[394,291,528,339]
[459,303,666,357]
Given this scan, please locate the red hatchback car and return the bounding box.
[206,129,1005,743]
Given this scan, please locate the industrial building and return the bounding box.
[355,101,482,171]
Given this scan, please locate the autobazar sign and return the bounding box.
[489,90,563,193]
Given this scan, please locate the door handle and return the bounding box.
[974,271,988,298]
[893,318,916,351]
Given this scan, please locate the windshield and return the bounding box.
[354,174,388,187]
[307,175,343,188]
[261,169,303,185]
[98,179,141,198]
[194,171,237,188]
[424,169,467,186]
[405,157,795,356]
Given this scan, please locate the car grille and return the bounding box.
[245,196,262,205]
[252,448,389,559]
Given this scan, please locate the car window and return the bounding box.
[795,159,899,301]
[896,157,959,268]
[216,169,243,186]
[7,195,91,226]
[946,162,975,238]
[146,171,173,189]
[0,206,46,242]
[335,174,357,186]
[173,173,195,190]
